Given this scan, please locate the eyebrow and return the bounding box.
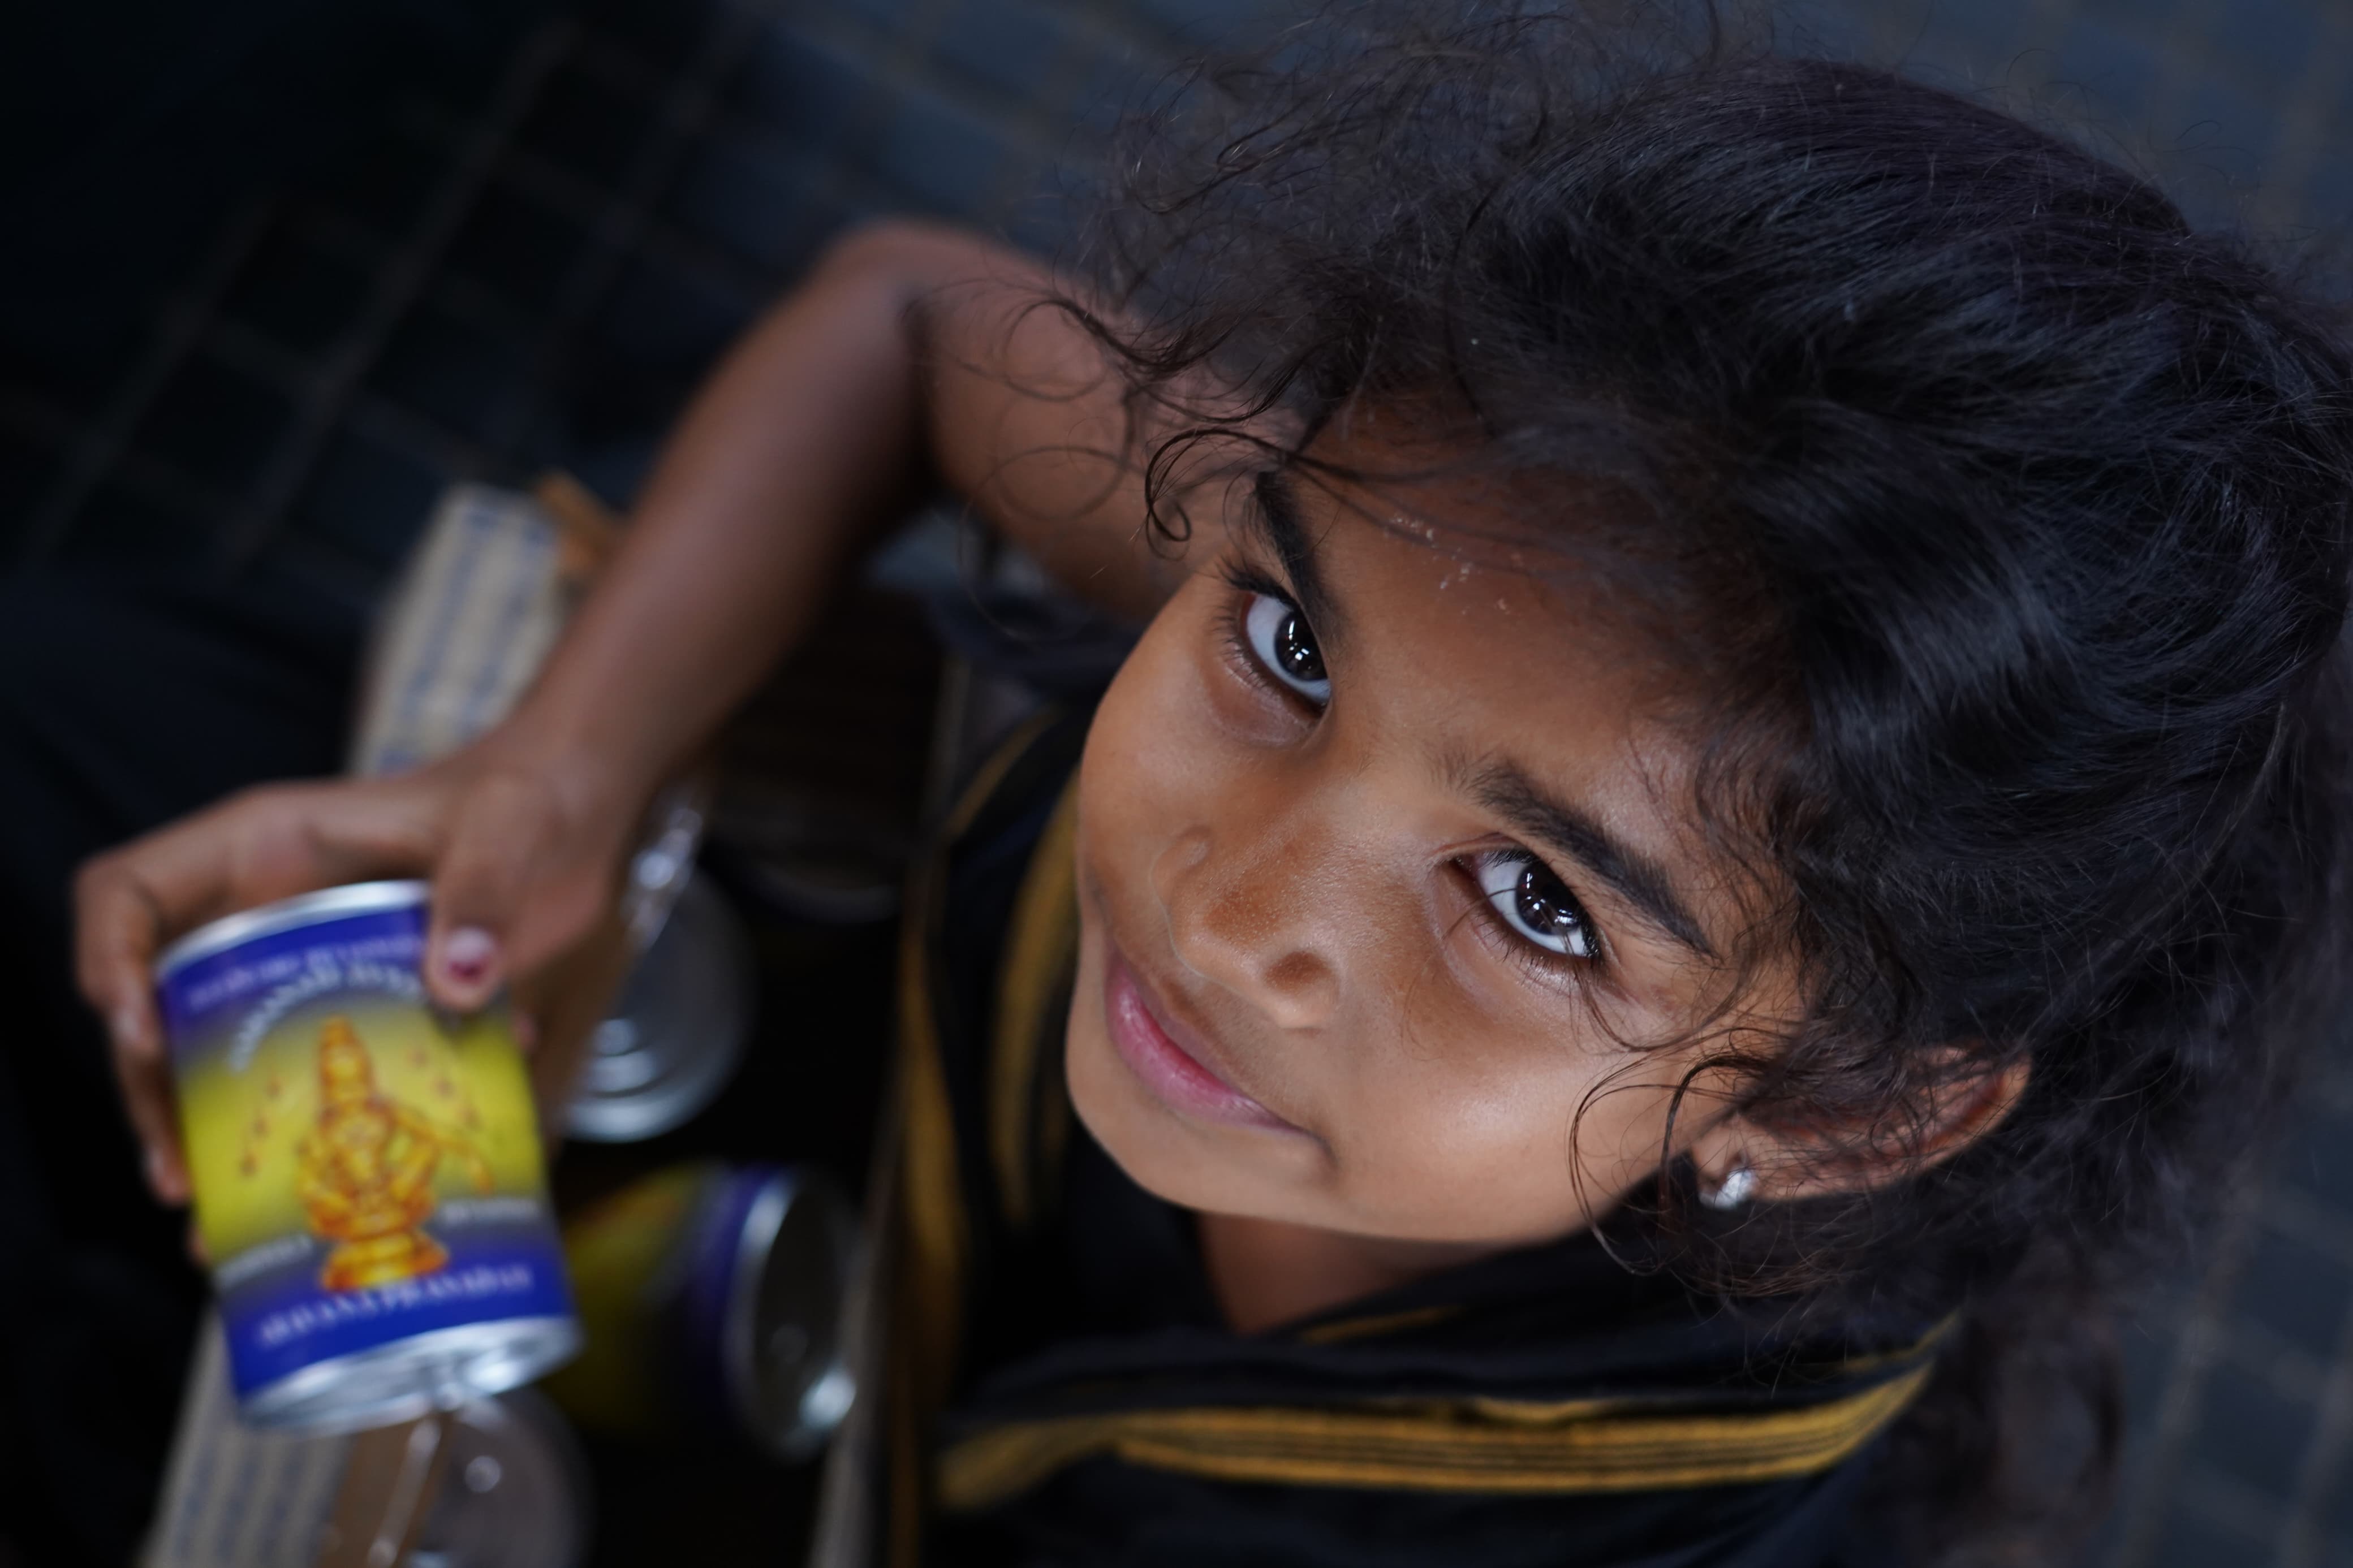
[1245,468,1346,643]
[1474,764,1716,959]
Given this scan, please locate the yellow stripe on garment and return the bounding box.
[889,708,1067,1568]
[887,824,964,1568]
[897,708,1068,1395]
[937,1363,1933,1510]
[945,709,1063,843]
[989,777,1082,1232]
[893,888,964,1410]
[1295,1304,1461,1346]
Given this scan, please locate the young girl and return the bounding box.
[77,12,2353,1565]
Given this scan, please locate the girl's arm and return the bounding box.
[503,221,1170,818]
[75,221,1173,1201]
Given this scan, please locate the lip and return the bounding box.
[1103,947,1302,1134]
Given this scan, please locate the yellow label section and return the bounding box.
[180,1000,544,1265]
[544,1161,719,1435]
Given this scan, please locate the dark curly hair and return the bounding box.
[1061,5,2353,1560]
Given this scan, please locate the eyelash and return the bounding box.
[1458,852,1607,978]
[1217,560,1326,711]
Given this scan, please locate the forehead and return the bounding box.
[1271,448,1714,875]
[1275,426,1699,781]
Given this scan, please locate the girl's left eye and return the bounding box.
[1243,591,1331,705]
[1475,851,1598,961]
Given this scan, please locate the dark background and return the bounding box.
[1,1,2348,1565]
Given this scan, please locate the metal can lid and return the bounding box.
[407,1389,594,1568]
[564,871,752,1143]
[154,880,431,981]
[720,1167,856,1462]
[236,1316,581,1437]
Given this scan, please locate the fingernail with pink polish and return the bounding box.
[441,926,499,987]
[111,1004,144,1051]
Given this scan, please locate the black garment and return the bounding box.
[889,712,1937,1568]
[0,571,356,1566]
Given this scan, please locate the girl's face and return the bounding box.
[1066,440,1784,1248]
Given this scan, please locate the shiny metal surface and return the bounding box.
[564,870,753,1143]
[156,880,430,980]
[240,1317,581,1438]
[725,1168,856,1462]
[404,1389,592,1568]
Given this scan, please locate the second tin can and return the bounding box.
[157,881,580,1433]
[550,1161,855,1459]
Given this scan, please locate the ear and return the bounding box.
[1684,1052,2030,1205]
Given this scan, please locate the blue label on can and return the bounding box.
[160,895,573,1401]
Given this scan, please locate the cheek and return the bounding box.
[1077,588,1273,893]
[1318,1008,1689,1241]
[1060,923,1121,1134]
[1084,600,1216,818]
[1338,1049,1571,1231]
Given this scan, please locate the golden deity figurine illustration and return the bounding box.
[294,1015,494,1291]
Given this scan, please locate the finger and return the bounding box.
[75,839,219,1035]
[76,812,288,1202]
[74,858,188,1202]
[76,783,437,1200]
[242,775,448,892]
[110,1033,189,1206]
[71,783,410,1024]
[425,772,565,1010]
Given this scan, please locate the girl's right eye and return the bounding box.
[1242,592,1331,706]
[1473,850,1599,962]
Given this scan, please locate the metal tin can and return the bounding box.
[157,881,580,1433]
[549,1161,855,1460]
[403,1389,593,1568]
[565,870,753,1144]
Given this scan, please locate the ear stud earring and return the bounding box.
[1700,1163,1756,1211]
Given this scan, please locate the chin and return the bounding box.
[1063,995,1210,1202]
[1061,993,1306,1222]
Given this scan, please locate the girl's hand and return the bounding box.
[72,747,635,1207]
[72,220,1173,1212]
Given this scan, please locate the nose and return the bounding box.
[1152,817,1347,1031]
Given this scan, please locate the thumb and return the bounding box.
[424,774,559,1011]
